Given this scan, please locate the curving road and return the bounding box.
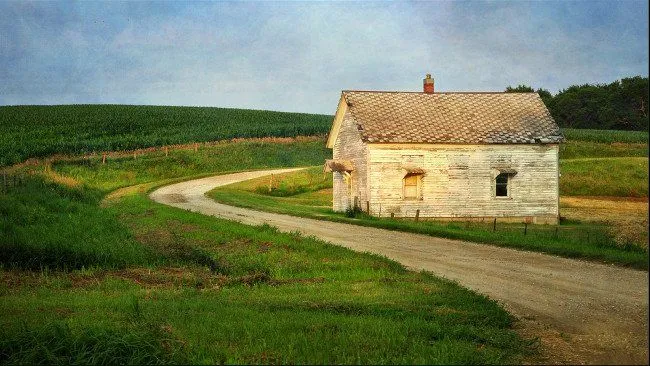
[150,168,648,365]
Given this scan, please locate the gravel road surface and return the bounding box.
[150,168,648,364]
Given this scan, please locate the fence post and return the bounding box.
[493,218,497,232]
[165,146,169,157]
[102,153,106,164]
[391,212,395,219]
[415,209,420,222]
[524,222,528,236]
[366,201,370,214]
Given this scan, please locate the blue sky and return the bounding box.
[0,1,648,114]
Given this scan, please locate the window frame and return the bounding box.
[495,173,510,198]
[403,173,423,200]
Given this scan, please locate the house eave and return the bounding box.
[325,94,349,149]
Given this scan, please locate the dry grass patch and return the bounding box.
[561,196,649,249]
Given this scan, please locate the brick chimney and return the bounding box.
[423,74,434,94]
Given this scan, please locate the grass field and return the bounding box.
[1,106,647,363]
[0,138,531,364]
[560,157,648,197]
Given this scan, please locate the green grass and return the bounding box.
[1,123,647,362]
[52,138,330,192]
[0,104,333,166]
[560,157,648,197]
[0,139,530,364]
[561,128,649,143]
[559,141,648,159]
[208,166,648,269]
[0,176,155,270]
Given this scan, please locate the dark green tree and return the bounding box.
[506,76,649,131]
[505,85,535,93]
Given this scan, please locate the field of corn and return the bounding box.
[2,104,647,168]
[0,105,332,166]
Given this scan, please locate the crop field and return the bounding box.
[560,128,648,143]
[0,105,332,166]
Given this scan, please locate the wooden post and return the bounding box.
[102,153,106,164]
[391,212,395,219]
[415,209,420,222]
[165,146,169,157]
[524,223,528,236]
[366,201,370,214]
[493,218,496,232]
[354,196,358,210]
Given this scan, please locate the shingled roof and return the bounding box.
[330,91,563,145]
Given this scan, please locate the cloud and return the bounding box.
[0,1,647,113]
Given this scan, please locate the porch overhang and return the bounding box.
[323,159,355,173]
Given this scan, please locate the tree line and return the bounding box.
[506,76,648,131]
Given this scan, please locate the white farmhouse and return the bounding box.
[324,75,564,224]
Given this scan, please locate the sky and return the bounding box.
[0,1,648,114]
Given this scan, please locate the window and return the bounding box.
[403,173,421,199]
[495,173,509,197]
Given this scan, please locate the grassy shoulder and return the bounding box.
[208,167,648,270]
[0,140,531,364]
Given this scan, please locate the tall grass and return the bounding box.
[0,175,155,270]
[0,321,187,365]
[0,184,530,364]
[1,140,330,270]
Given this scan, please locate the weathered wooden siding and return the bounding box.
[332,111,368,211]
[366,143,560,223]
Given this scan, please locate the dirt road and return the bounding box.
[150,168,649,364]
